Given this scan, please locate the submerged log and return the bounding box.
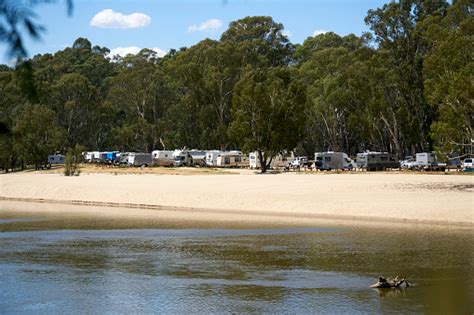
[370,276,410,288]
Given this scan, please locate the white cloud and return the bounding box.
[188,19,223,32]
[313,29,328,36]
[282,30,292,38]
[108,46,167,58]
[90,9,151,29]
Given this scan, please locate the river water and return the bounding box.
[0,210,473,313]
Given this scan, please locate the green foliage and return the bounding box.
[13,104,63,168]
[1,2,472,172]
[64,144,83,176]
[229,67,306,172]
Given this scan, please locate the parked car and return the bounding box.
[400,156,415,169]
[462,158,473,172]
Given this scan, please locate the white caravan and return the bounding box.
[216,151,249,167]
[415,152,436,169]
[314,151,355,170]
[83,151,100,163]
[206,150,223,167]
[152,150,174,166]
[249,151,294,169]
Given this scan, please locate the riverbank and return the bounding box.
[1,172,472,226]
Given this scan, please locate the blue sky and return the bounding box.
[1,0,388,64]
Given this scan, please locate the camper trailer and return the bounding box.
[356,152,399,171]
[216,151,249,167]
[206,150,223,167]
[152,150,174,166]
[415,152,436,170]
[249,151,294,170]
[127,152,152,167]
[48,154,65,165]
[314,152,354,170]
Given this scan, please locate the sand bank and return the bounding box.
[1,172,472,226]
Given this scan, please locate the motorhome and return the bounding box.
[249,151,294,169]
[314,152,354,170]
[174,150,207,167]
[127,152,152,167]
[152,150,174,166]
[216,151,249,167]
[206,150,223,167]
[47,154,65,164]
[356,152,399,171]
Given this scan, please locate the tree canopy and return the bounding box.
[0,4,472,172]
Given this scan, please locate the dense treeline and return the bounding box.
[0,0,472,171]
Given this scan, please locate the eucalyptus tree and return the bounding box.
[421,0,473,155]
[13,104,63,169]
[365,0,450,152]
[229,67,306,173]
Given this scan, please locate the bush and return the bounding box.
[64,145,83,176]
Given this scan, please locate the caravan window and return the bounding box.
[316,157,323,161]
[324,157,331,162]
[225,157,230,164]
[381,156,388,161]
[235,156,241,163]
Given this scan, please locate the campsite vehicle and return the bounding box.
[249,151,294,170]
[446,153,461,169]
[415,152,437,170]
[314,152,354,170]
[414,152,446,171]
[400,156,416,169]
[216,151,249,167]
[152,150,174,166]
[127,152,152,167]
[356,152,399,171]
[99,151,119,164]
[290,156,308,169]
[47,154,65,165]
[462,158,473,172]
[174,150,206,167]
[206,150,223,167]
[83,151,100,163]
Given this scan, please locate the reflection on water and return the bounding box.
[0,211,473,313]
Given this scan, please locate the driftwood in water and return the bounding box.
[370,276,410,288]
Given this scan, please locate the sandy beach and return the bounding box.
[1,170,472,227]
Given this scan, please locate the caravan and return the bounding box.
[249,151,294,170]
[127,152,152,167]
[314,152,354,170]
[83,151,100,163]
[152,150,174,166]
[206,150,223,167]
[216,151,249,167]
[356,152,399,171]
[47,154,65,165]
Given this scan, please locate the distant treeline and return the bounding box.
[0,0,472,171]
